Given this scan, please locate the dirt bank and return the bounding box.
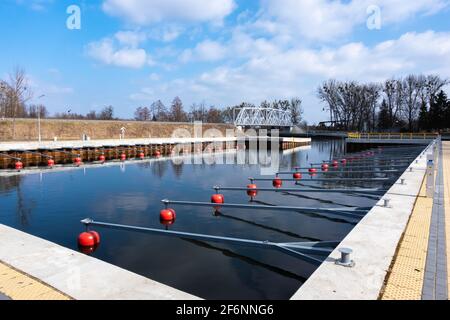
[0,119,234,141]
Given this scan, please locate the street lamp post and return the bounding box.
[37,94,45,142]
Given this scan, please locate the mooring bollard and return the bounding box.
[400,178,406,185]
[383,198,391,207]
[335,248,355,267]
[409,167,413,172]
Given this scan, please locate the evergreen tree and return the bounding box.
[429,90,448,130]
[418,101,429,131]
[444,97,450,130]
[377,99,390,130]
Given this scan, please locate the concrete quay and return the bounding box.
[291,141,436,300]
[0,223,198,300]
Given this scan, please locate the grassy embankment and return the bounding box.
[0,119,234,141]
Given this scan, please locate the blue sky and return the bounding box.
[1,0,450,123]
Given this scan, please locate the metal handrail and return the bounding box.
[348,132,438,140]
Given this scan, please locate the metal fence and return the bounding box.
[347,132,439,140]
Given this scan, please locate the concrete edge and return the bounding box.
[0,223,200,300]
[0,137,311,152]
[290,142,434,300]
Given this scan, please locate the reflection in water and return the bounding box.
[185,239,307,282]
[0,175,22,193]
[216,212,321,241]
[171,162,184,178]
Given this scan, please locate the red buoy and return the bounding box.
[88,231,101,245]
[74,157,82,166]
[120,153,126,161]
[321,164,329,171]
[341,159,347,165]
[47,159,55,168]
[160,208,176,221]
[273,178,283,188]
[160,219,175,227]
[15,161,23,171]
[139,152,145,159]
[154,150,161,157]
[78,232,95,247]
[332,160,339,167]
[308,168,317,174]
[293,172,302,180]
[211,194,225,204]
[99,154,106,163]
[247,184,258,197]
[78,245,97,255]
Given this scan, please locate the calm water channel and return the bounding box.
[0,139,419,299]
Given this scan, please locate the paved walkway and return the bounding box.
[381,176,433,299]
[0,261,70,300]
[381,141,449,300]
[444,142,450,297]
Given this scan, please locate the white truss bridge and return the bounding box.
[234,107,293,128]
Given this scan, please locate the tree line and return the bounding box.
[3,67,447,132]
[133,97,303,124]
[0,68,303,125]
[317,74,449,132]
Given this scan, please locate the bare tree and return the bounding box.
[401,75,422,131]
[27,104,48,119]
[317,79,339,126]
[98,105,114,120]
[221,106,235,123]
[381,78,405,129]
[86,110,97,120]
[205,106,223,123]
[168,97,188,122]
[3,68,33,138]
[151,100,167,121]
[134,106,151,121]
[318,80,380,131]
[189,102,208,122]
[289,97,303,125]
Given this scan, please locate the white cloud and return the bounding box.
[180,40,227,62]
[86,37,152,68]
[102,0,236,25]
[258,0,450,41]
[147,25,184,42]
[130,31,450,122]
[114,30,147,47]
[15,0,53,11]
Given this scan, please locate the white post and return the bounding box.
[38,106,41,142]
[37,94,45,142]
[426,154,435,198]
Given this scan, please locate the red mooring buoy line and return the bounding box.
[76,143,428,263]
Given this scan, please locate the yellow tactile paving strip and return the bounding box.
[381,177,433,300]
[443,141,450,297]
[0,261,71,300]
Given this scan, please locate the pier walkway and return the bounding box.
[381,141,449,300]
[0,262,70,300]
[442,141,450,297]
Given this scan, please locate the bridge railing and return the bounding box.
[348,132,439,140]
[234,107,293,127]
